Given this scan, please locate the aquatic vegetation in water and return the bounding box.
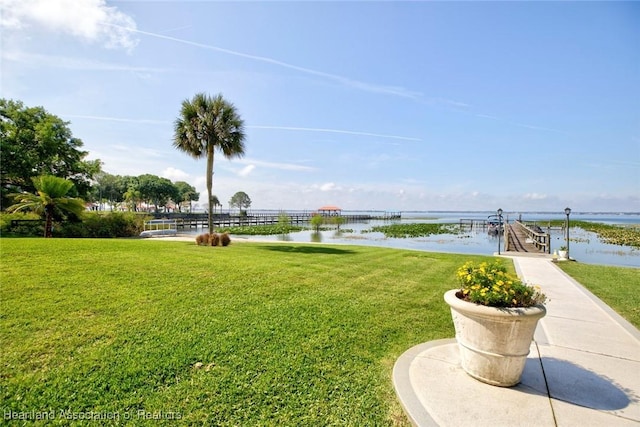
[363,223,460,238]
[541,220,639,249]
[217,224,305,235]
[573,221,640,248]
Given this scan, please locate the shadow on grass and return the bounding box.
[257,245,357,255]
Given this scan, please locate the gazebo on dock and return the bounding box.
[317,205,342,216]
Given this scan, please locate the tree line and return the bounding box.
[2,96,251,213]
[92,172,199,212]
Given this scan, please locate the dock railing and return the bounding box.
[140,219,178,237]
[513,221,551,254]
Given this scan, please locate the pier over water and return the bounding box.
[151,210,401,230]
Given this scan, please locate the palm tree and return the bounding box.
[173,93,245,231]
[211,195,221,214]
[8,175,86,237]
[123,186,142,212]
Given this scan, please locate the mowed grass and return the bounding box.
[557,262,640,328]
[2,239,638,426]
[1,238,490,426]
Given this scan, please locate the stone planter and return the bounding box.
[444,289,546,387]
[558,250,568,260]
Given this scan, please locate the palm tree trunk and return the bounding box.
[44,205,53,238]
[207,143,215,231]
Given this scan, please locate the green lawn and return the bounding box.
[1,239,637,426]
[557,262,640,328]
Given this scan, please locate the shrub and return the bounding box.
[0,212,43,237]
[195,233,210,245]
[55,212,149,238]
[210,233,220,246]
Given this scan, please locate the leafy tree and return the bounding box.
[137,174,178,212]
[310,214,324,232]
[7,175,85,237]
[173,93,245,230]
[92,172,126,210]
[331,216,345,231]
[123,186,142,212]
[0,99,101,206]
[174,181,199,212]
[278,212,291,225]
[229,191,252,213]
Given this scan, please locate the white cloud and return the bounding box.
[162,167,190,182]
[237,164,255,177]
[237,158,316,172]
[0,0,139,51]
[523,193,548,200]
[319,182,337,192]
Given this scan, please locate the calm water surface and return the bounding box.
[196,211,640,268]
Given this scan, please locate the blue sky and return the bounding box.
[2,0,638,212]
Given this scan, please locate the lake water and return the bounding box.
[194,211,640,268]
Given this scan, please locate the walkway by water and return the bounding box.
[393,256,640,426]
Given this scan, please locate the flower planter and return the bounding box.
[444,289,546,387]
[558,250,568,260]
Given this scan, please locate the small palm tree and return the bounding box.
[211,195,221,214]
[8,175,86,237]
[124,186,142,212]
[173,93,245,230]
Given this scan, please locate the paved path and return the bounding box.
[394,256,640,426]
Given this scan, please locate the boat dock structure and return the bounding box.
[148,211,401,230]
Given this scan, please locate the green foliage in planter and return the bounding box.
[457,261,547,308]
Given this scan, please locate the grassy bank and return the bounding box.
[557,262,640,328]
[1,239,486,426]
[1,239,638,425]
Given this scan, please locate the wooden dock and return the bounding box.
[151,211,401,230]
[504,221,550,254]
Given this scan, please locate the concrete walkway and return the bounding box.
[393,256,640,426]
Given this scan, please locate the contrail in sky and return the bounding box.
[63,115,422,142]
[248,125,422,141]
[104,23,422,100]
